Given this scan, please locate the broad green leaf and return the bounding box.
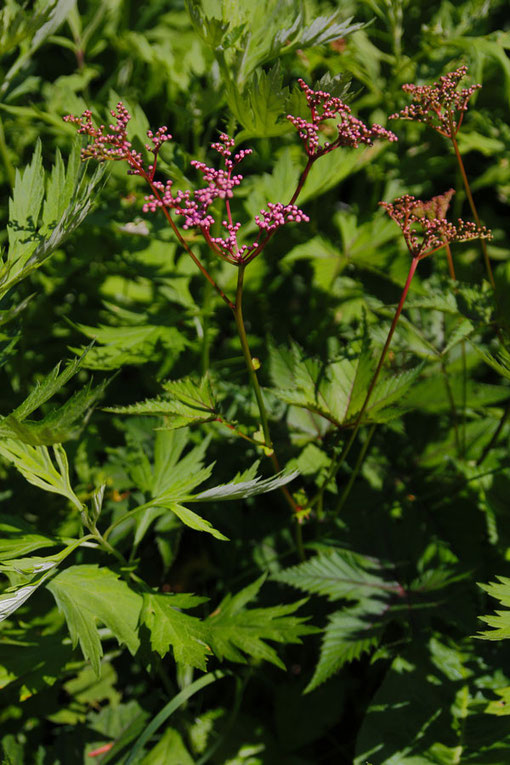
[47,564,143,676]
[227,63,290,140]
[207,576,317,669]
[140,592,211,669]
[0,631,75,702]
[0,537,87,621]
[0,441,82,510]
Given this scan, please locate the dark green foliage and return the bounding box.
[1,0,510,762]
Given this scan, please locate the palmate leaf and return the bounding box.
[105,375,218,430]
[47,564,142,677]
[2,142,106,297]
[477,576,510,640]
[227,63,290,140]
[206,576,317,670]
[270,340,420,428]
[140,592,211,670]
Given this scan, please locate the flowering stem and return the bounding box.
[233,265,304,557]
[310,255,420,514]
[444,242,456,280]
[143,172,235,310]
[451,135,495,288]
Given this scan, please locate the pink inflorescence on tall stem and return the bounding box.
[379,189,492,259]
[64,107,310,265]
[389,65,481,138]
[287,79,397,158]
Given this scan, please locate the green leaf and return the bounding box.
[140,592,211,669]
[105,375,218,430]
[0,441,83,510]
[207,576,317,669]
[273,548,401,603]
[141,728,195,765]
[477,576,510,640]
[1,142,106,296]
[0,514,58,560]
[47,564,142,676]
[70,321,187,370]
[227,63,290,140]
[306,603,385,692]
[191,468,299,501]
[0,537,87,621]
[0,349,106,445]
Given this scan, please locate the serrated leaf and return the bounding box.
[70,322,187,371]
[477,576,510,640]
[227,62,290,140]
[47,564,142,676]
[305,603,384,692]
[0,537,87,621]
[207,575,317,669]
[0,441,83,510]
[2,142,106,296]
[141,592,211,669]
[273,548,401,603]
[105,375,218,429]
[159,502,228,541]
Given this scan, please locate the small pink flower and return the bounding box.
[380,189,491,259]
[287,79,397,158]
[389,65,481,138]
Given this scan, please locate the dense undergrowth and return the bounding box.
[2,0,510,762]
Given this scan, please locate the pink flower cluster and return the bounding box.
[380,189,492,259]
[389,65,481,138]
[287,79,397,158]
[63,103,172,179]
[63,107,310,265]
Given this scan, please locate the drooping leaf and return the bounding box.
[0,514,58,560]
[47,564,143,676]
[140,592,211,669]
[207,575,317,670]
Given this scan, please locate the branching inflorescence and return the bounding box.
[64,108,309,266]
[287,78,397,158]
[389,65,480,139]
[380,189,492,259]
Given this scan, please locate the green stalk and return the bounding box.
[310,255,420,514]
[334,423,376,515]
[233,265,305,559]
